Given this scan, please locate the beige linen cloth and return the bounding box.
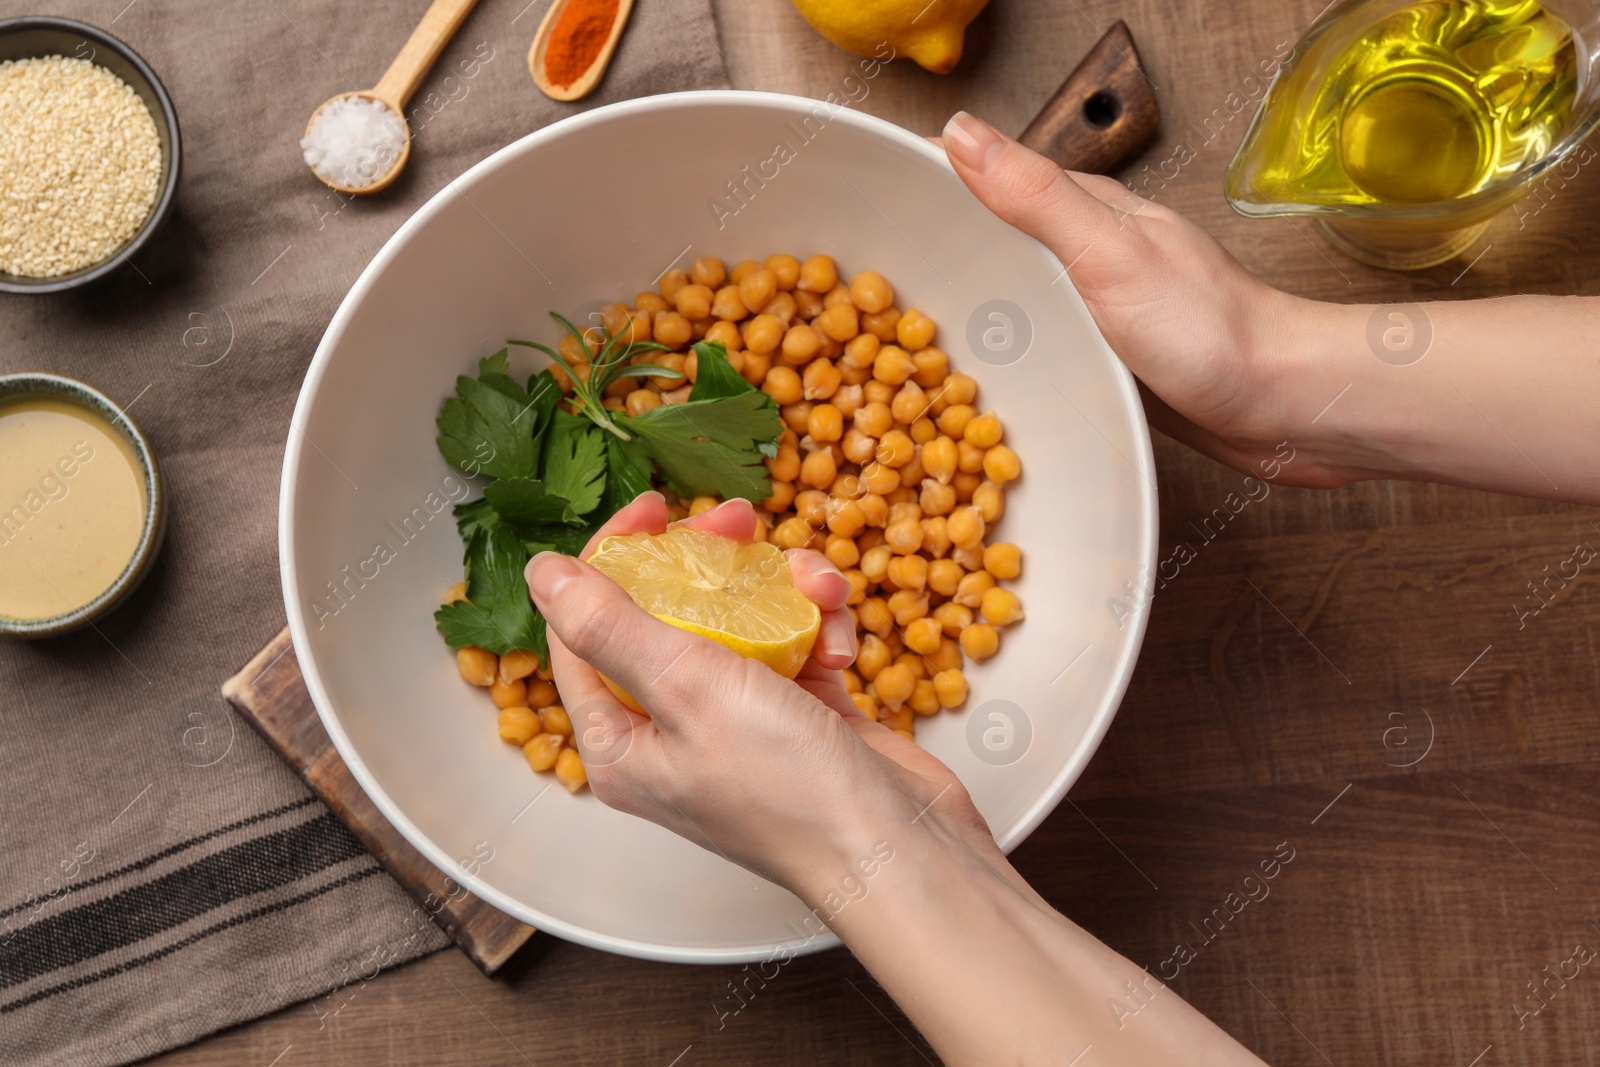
[0,2,728,1063]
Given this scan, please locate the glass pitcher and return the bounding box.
[1225,0,1600,269]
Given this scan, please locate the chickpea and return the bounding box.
[559,332,592,366]
[890,381,927,425]
[738,268,779,313]
[896,308,937,350]
[929,637,964,674]
[793,489,827,525]
[801,357,840,400]
[729,258,761,284]
[858,493,890,527]
[524,733,563,772]
[827,499,867,540]
[766,442,801,482]
[800,404,840,445]
[886,485,918,507]
[860,544,892,583]
[983,444,1022,484]
[444,580,468,605]
[884,709,914,738]
[711,285,748,321]
[764,253,801,290]
[873,662,915,710]
[920,475,958,516]
[839,428,876,465]
[555,747,588,793]
[863,379,896,406]
[654,310,692,348]
[832,382,864,418]
[921,436,959,484]
[455,646,497,687]
[912,346,950,389]
[951,541,985,571]
[872,345,915,385]
[952,439,985,475]
[851,692,881,721]
[857,633,892,680]
[816,302,860,342]
[762,290,798,326]
[773,515,813,550]
[800,447,837,489]
[887,553,928,591]
[943,371,978,405]
[762,365,803,405]
[691,256,727,288]
[932,600,973,637]
[691,315,715,340]
[888,588,930,626]
[984,542,1022,579]
[875,429,915,468]
[498,707,541,746]
[933,669,969,708]
[928,558,965,598]
[499,649,539,684]
[487,674,524,708]
[798,254,837,293]
[781,323,822,365]
[625,389,661,416]
[952,470,982,502]
[963,410,1004,448]
[841,568,868,606]
[525,678,558,708]
[947,505,986,550]
[658,268,690,299]
[862,307,901,342]
[842,667,864,695]
[960,622,1000,661]
[743,313,784,354]
[705,320,744,354]
[887,500,923,527]
[672,283,713,320]
[794,286,825,319]
[841,332,880,369]
[936,403,974,439]
[954,570,996,608]
[825,532,862,568]
[823,282,853,308]
[848,270,894,313]
[740,351,772,385]
[534,704,572,737]
[635,291,670,316]
[861,462,900,496]
[904,616,943,656]
[980,587,1025,626]
[914,518,947,561]
[764,479,797,513]
[973,480,1006,522]
[882,517,923,556]
[894,651,928,680]
[853,401,893,437]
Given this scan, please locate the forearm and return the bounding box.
[1274,294,1600,503]
[800,818,1268,1067]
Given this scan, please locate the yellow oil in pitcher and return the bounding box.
[1231,0,1579,210]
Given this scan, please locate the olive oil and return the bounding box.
[1230,0,1579,207]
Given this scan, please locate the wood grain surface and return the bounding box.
[155,0,1600,1064]
[221,630,537,977]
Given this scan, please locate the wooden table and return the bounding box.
[156,1,1600,1064]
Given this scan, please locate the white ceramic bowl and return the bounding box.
[282,91,1157,963]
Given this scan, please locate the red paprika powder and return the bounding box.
[544,0,621,88]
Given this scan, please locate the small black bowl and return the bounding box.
[0,17,181,294]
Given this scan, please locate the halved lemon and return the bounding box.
[585,526,821,714]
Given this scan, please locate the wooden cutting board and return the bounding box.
[221,627,537,977]
[217,26,1156,982]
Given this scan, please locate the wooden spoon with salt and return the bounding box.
[304,0,481,195]
[529,0,635,102]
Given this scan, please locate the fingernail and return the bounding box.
[711,498,750,514]
[639,490,666,505]
[525,552,580,603]
[822,621,857,661]
[943,111,1007,174]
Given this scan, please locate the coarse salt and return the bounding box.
[300,95,408,190]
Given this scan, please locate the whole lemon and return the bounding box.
[789,0,990,74]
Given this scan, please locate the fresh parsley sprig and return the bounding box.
[434,314,784,663]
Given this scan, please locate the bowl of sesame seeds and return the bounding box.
[0,17,180,293]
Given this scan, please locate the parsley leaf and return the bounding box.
[436,354,556,480]
[623,388,783,501]
[598,433,653,519]
[539,409,607,519]
[483,476,580,527]
[434,520,546,658]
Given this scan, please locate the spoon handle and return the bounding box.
[372,0,482,113]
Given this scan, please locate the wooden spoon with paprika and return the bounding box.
[529,0,635,102]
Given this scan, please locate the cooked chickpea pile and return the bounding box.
[449,252,1024,773]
